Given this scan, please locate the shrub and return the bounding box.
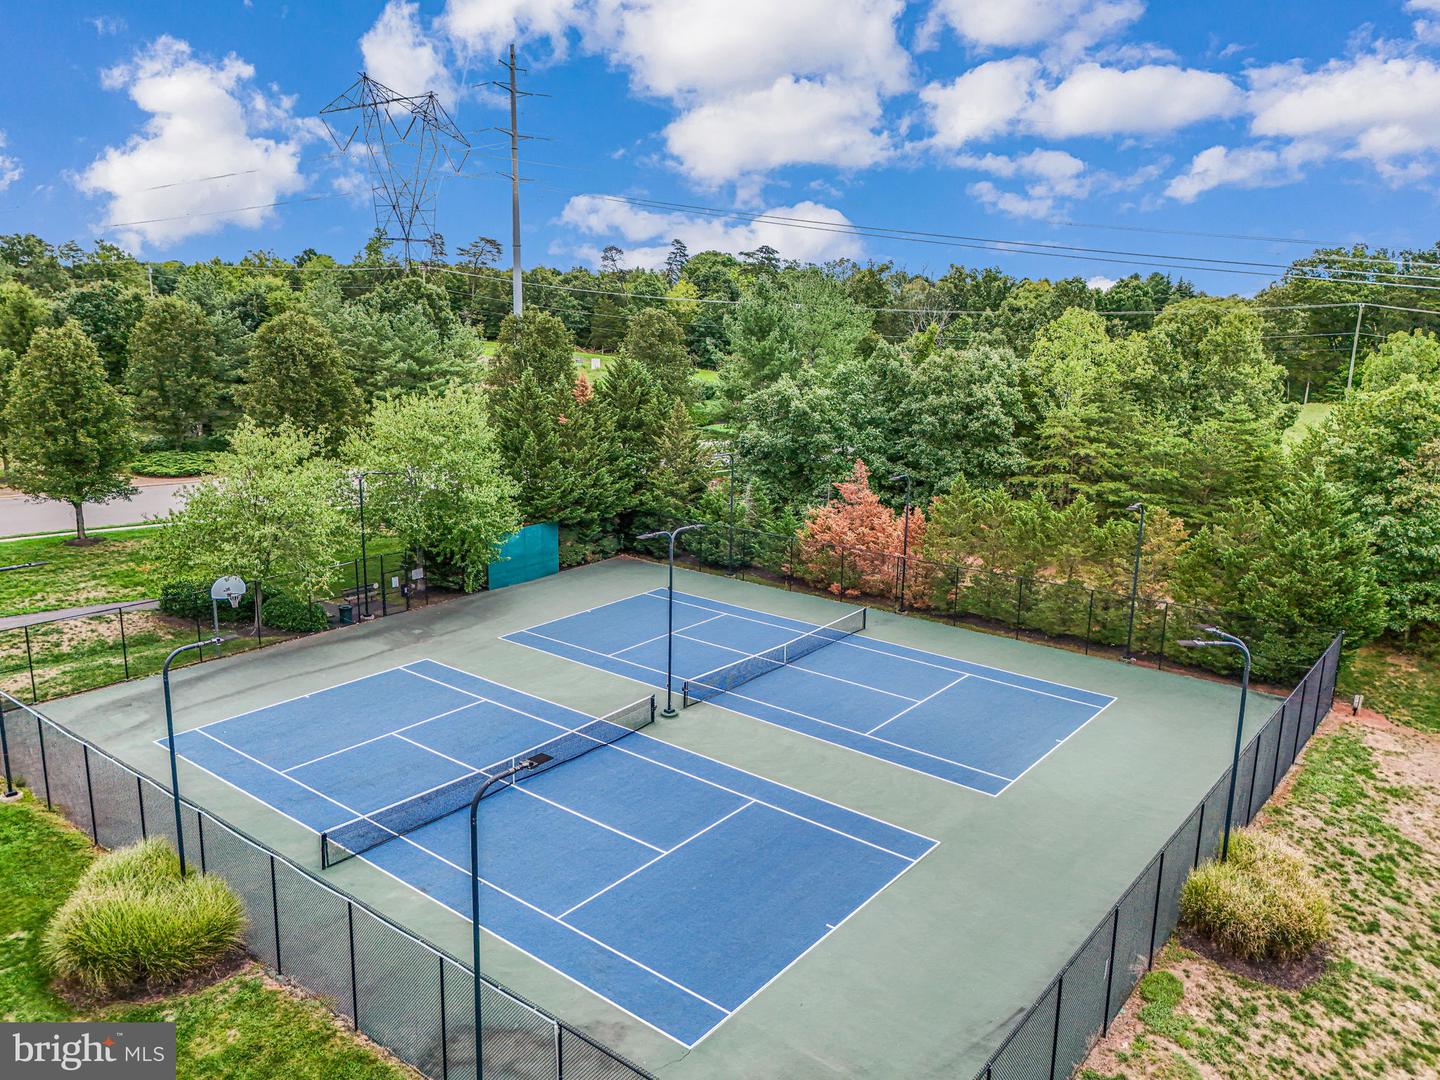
[1179,829,1331,962]
[260,592,328,633]
[158,580,209,620]
[131,450,214,477]
[42,838,246,996]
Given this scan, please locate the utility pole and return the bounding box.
[499,44,526,317]
[1346,302,1366,394]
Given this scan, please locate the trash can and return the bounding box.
[338,603,354,625]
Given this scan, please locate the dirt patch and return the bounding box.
[52,947,248,1010]
[1174,927,1328,989]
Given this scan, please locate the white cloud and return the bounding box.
[1163,142,1320,202]
[88,15,126,36]
[360,1,456,102]
[76,37,306,251]
[1248,55,1440,176]
[558,194,863,265]
[923,61,1239,151]
[968,180,1057,219]
[920,58,1041,148]
[663,77,891,186]
[924,0,1143,55]
[0,131,20,193]
[437,0,584,60]
[1088,275,1116,290]
[1030,64,1242,136]
[590,0,908,99]
[435,0,907,191]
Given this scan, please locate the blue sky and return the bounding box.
[3,1,1440,293]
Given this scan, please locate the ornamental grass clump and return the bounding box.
[42,837,246,997]
[1179,829,1331,962]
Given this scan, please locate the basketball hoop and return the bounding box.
[211,576,248,609]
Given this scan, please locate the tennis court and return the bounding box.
[505,589,1115,796]
[160,658,936,1047]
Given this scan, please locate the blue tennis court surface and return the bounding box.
[505,590,1116,796]
[161,660,935,1046]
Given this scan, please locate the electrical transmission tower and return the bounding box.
[320,74,470,267]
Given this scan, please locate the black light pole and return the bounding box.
[1178,626,1251,862]
[162,637,223,876]
[717,451,737,575]
[890,473,913,612]
[470,753,551,1080]
[1123,501,1146,660]
[636,524,708,717]
[353,470,403,617]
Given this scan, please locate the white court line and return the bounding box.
[414,658,939,856]
[508,783,665,854]
[284,699,481,773]
[676,626,921,704]
[865,675,970,736]
[511,629,1016,785]
[164,737,718,1046]
[192,713,732,1019]
[639,588,1115,709]
[610,613,725,659]
[1005,697,1119,789]
[688,832,933,1049]
[557,801,755,919]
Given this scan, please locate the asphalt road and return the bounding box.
[0,481,191,538]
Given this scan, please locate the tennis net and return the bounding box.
[682,606,867,707]
[320,695,656,868]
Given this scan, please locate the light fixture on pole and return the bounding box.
[162,637,224,876]
[469,752,552,1080]
[1178,626,1251,862]
[636,524,708,717]
[890,473,913,613]
[1123,501,1146,660]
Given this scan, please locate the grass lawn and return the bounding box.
[1284,400,1334,445]
[1079,700,1440,1078]
[1337,641,1440,734]
[0,792,417,1079]
[0,529,159,618]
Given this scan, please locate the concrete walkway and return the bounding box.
[0,480,193,538]
[0,599,159,633]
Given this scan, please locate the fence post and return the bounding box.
[1014,577,1024,640]
[1083,590,1095,655]
[787,537,795,590]
[1156,604,1168,671]
[839,549,846,596]
[118,607,130,680]
[437,955,449,1080]
[1147,850,1165,968]
[269,855,282,975]
[347,902,359,1029]
[379,554,388,618]
[1102,906,1120,1034]
[1192,802,1205,867]
[950,565,961,624]
[1047,976,1064,1080]
[136,776,146,837]
[82,746,98,843]
[24,625,37,703]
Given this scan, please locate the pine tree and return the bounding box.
[621,308,694,400]
[488,311,576,393]
[663,238,689,285]
[1372,438,1440,637]
[649,399,709,512]
[593,353,666,516]
[3,322,136,541]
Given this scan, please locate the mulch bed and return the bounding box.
[1177,927,1329,990]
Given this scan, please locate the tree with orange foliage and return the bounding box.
[797,459,927,599]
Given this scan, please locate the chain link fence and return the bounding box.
[1,551,434,705]
[969,632,1342,1080]
[636,518,1336,685]
[0,691,654,1080]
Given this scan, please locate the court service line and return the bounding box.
[677,624,922,703]
[283,697,482,774]
[510,630,1015,785]
[864,675,970,736]
[609,613,726,659]
[557,800,755,919]
[415,658,940,850]
[507,783,665,854]
[643,589,1113,709]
